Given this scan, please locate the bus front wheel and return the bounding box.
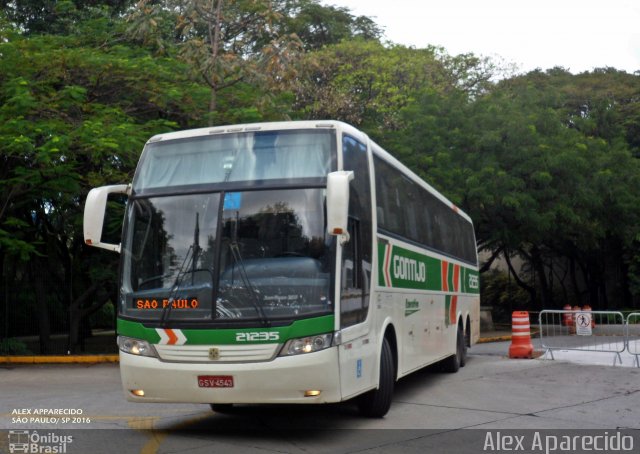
[210,403,234,413]
[357,337,394,418]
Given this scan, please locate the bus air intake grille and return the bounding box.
[155,344,280,363]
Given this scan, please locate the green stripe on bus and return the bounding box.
[117,318,161,343]
[117,315,335,345]
[461,267,480,293]
[377,241,480,294]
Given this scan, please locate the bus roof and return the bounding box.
[146,120,362,144]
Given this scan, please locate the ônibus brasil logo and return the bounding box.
[8,430,73,453]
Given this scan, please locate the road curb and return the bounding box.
[0,355,119,364]
[477,335,512,344]
[477,329,540,344]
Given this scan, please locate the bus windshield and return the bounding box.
[121,188,333,323]
[133,129,334,190]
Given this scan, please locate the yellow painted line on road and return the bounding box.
[128,412,212,454]
[0,355,119,364]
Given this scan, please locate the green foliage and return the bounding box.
[387,67,640,307]
[281,0,383,50]
[1,0,639,354]
[294,41,441,130]
[127,0,305,124]
[0,338,32,355]
[0,27,210,253]
[89,302,115,329]
[480,270,530,323]
[0,16,210,349]
[0,0,132,35]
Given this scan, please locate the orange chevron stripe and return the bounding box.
[450,295,458,324]
[453,264,460,292]
[165,329,178,345]
[441,260,449,292]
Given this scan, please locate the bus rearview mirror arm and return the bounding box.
[326,171,354,245]
[83,184,130,253]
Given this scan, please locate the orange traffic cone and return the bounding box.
[508,311,534,359]
[583,304,595,328]
[562,304,572,326]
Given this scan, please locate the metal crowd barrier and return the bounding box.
[538,310,627,366]
[627,313,640,368]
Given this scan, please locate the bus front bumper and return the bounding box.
[119,347,341,404]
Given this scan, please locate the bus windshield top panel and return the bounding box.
[133,129,335,191]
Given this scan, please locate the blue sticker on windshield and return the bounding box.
[223,192,242,211]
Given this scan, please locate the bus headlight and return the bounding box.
[280,333,333,356]
[118,336,157,358]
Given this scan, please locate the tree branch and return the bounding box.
[479,246,504,273]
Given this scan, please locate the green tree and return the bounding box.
[389,67,640,309]
[0,0,131,35]
[128,0,302,124]
[294,41,442,131]
[0,15,209,352]
[280,0,382,50]
[292,40,497,138]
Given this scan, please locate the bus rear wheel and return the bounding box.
[461,326,470,367]
[357,337,394,418]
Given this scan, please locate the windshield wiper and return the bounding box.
[160,245,192,327]
[160,212,200,327]
[191,212,200,285]
[228,215,270,327]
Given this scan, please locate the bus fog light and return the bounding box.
[131,389,145,397]
[304,390,321,397]
[118,336,157,358]
[280,333,333,356]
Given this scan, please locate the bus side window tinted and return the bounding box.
[373,155,476,264]
[341,135,372,328]
[341,218,360,290]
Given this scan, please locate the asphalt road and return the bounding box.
[1,342,639,453]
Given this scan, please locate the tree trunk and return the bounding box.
[31,259,50,354]
[531,246,553,309]
[67,283,112,354]
[207,0,224,125]
[67,283,97,354]
[504,252,536,306]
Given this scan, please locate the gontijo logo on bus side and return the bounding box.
[379,243,438,290]
[378,242,479,294]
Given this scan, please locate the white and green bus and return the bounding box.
[84,120,479,417]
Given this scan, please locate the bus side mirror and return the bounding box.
[83,184,130,253]
[327,171,353,243]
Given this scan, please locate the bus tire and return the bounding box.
[210,403,234,413]
[357,337,394,418]
[443,326,464,373]
[461,325,469,368]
